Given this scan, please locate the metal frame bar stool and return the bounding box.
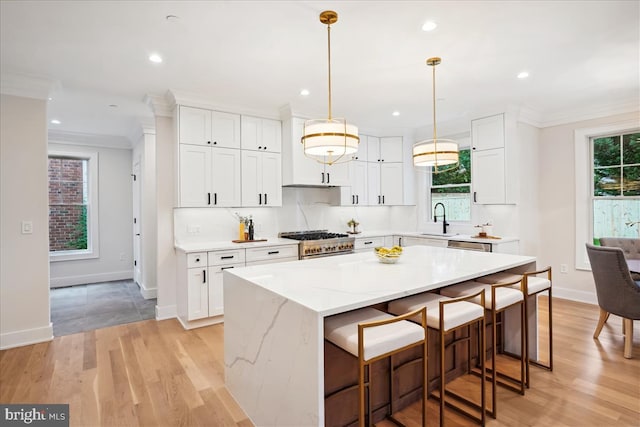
[440,278,525,419]
[388,290,487,427]
[324,307,428,427]
[475,267,553,388]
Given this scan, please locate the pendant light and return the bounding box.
[413,57,459,172]
[301,10,359,165]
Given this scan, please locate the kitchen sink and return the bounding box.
[421,233,459,237]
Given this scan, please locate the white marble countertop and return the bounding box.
[225,245,535,317]
[176,230,518,253]
[175,238,298,253]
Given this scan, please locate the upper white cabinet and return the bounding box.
[282,117,350,186]
[366,136,403,163]
[340,160,368,205]
[179,145,241,207]
[241,116,282,153]
[241,150,282,207]
[471,113,518,205]
[179,106,241,148]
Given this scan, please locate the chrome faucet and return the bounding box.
[433,202,449,234]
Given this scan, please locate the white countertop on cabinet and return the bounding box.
[225,245,535,317]
[350,230,519,245]
[175,237,298,253]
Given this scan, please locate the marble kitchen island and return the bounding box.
[224,245,536,426]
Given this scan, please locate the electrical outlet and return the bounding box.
[21,221,33,234]
[560,264,568,274]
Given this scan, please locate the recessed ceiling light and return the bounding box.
[50,119,61,125]
[517,71,529,79]
[422,21,437,32]
[300,89,310,96]
[149,53,163,63]
[47,97,53,101]
[392,111,400,116]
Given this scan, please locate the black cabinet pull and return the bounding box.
[202,270,206,283]
[221,266,235,270]
[195,257,200,262]
[258,146,262,149]
[352,195,355,204]
[263,146,267,150]
[321,172,325,183]
[207,193,211,205]
[259,193,262,205]
[364,241,373,245]
[213,141,217,145]
[356,195,359,204]
[136,233,140,236]
[221,255,235,260]
[264,193,268,205]
[473,191,477,202]
[327,173,330,183]
[214,193,218,205]
[268,251,279,255]
[399,237,403,246]
[378,195,381,204]
[207,141,211,145]
[381,159,384,162]
[382,195,385,204]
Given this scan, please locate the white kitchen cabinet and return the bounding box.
[179,106,241,148]
[471,113,518,204]
[245,244,299,265]
[241,150,282,207]
[355,236,386,252]
[187,266,209,321]
[365,135,403,163]
[400,236,448,248]
[352,135,367,161]
[368,162,403,205]
[179,145,241,207]
[208,263,243,317]
[340,160,368,205]
[241,116,282,153]
[282,116,351,186]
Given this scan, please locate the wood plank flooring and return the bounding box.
[1,297,639,426]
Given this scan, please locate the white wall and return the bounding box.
[538,111,639,303]
[48,142,133,287]
[0,94,52,349]
[132,129,157,297]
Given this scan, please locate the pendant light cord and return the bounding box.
[432,62,438,164]
[327,22,332,120]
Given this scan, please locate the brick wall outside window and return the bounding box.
[48,157,88,251]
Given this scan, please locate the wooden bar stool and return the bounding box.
[388,291,487,427]
[324,307,428,427]
[440,279,525,419]
[475,267,553,388]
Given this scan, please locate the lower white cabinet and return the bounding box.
[208,262,244,317]
[187,267,209,321]
[400,236,448,248]
[245,245,298,265]
[354,236,393,253]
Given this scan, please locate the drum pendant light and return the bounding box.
[413,57,459,172]
[301,10,359,165]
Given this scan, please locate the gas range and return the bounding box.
[279,230,355,259]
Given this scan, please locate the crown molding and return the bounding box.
[537,99,639,128]
[48,129,132,150]
[168,90,281,120]
[144,93,174,117]
[1,72,60,100]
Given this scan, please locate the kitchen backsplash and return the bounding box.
[174,187,418,244]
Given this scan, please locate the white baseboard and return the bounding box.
[176,314,224,330]
[156,304,177,320]
[50,270,133,288]
[134,280,157,299]
[553,287,597,305]
[0,323,53,350]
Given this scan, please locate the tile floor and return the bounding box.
[50,280,156,336]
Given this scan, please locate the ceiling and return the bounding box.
[1,1,638,142]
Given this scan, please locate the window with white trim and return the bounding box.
[48,150,99,261]
[430,148,471,221]
[591,132,640,244]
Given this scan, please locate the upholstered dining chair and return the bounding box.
[586,243,640,358]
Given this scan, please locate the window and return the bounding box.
[592,132,640,244]
[48,150,99,261]
[430,149,471,221]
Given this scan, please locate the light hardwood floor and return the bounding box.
[1,298,639,426]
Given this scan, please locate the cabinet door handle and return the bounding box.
[207,193,211,205]
[473,191,477,203]
[264,193,268,205]
[136,233,140,236]
[327,173,330,183]
[378,195,381,204]
[207,141,211,145]
[382,195,385,204]
[195,257,200,262]
[268,251,280,255]
[364,241,373,245]
[352,195,355,204]
[399,237,403,246]
[202,270,206,283]
[321,172,325,183]
[221,255,235,260]
[221,266,235,270]
[214,193,218,205]
[259,193,262,205]
[258,146,262,149]
[263,146,267,150]
[356,195,359,204]
[213,141,217,145]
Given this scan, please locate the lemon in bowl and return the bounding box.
[374,246,403,264]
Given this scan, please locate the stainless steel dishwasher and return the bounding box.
[447,240,492,252]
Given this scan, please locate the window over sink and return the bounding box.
[430,148,471,222]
